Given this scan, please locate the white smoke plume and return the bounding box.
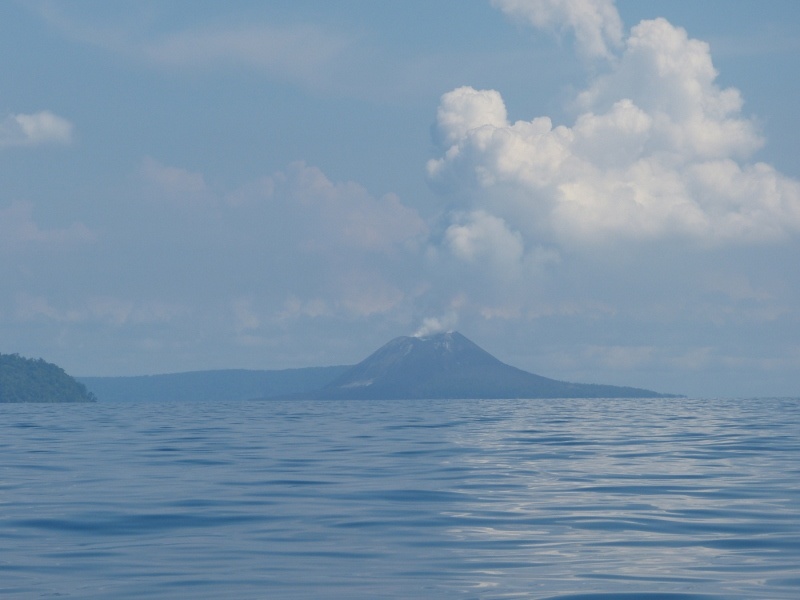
[412,311,459,338]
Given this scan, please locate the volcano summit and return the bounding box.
[303,331,674,400]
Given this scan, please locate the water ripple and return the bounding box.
[0,397,798,599]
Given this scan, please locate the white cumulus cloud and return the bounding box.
[445,210,524,270]
[428,14,800,250]
[491,0,623,60]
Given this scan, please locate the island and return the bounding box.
[78,331,678,401]
[0,353,97,403]
[79,366,348,403]
[290,331,676,400]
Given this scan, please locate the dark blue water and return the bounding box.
[1,397,798,599]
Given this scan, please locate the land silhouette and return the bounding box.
[81,331,675,401]
[298,331,673,400]
[0,353,96,403]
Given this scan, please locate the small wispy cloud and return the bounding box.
[0,202,93,251]
[15,293,185,326]
[0,111,74,147]
[140,157,214,206]
[142,24,348,82]
[33,4,350,88]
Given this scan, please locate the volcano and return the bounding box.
[304,331,672,399]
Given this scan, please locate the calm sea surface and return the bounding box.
[1,397,798,599]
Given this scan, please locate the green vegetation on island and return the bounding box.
[0,353,97,403]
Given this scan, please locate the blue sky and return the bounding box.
[2,0,799,397]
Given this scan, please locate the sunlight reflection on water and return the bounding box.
[1,397,798,599]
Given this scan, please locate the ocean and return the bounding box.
[1,397,798,599]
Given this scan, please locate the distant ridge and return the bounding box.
[303,331,674,400]
[80,332,677,401]
[79,366,349,402]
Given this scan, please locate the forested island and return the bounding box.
[0,353,97,403]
